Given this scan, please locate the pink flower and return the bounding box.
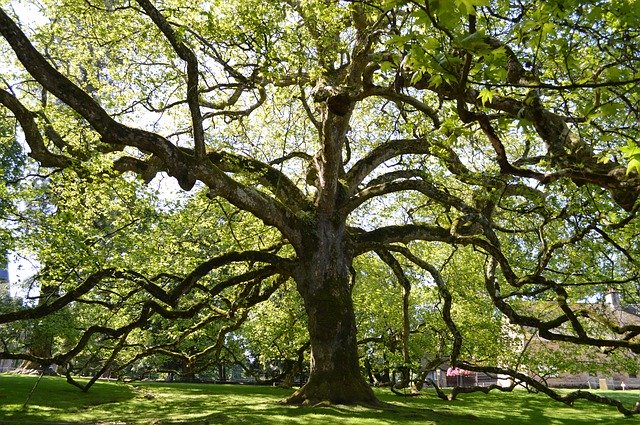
[446,367,473,377]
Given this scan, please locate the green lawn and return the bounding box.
[0,374,638,424]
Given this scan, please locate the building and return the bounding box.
[423,289,640,391]
[499,289,640,390]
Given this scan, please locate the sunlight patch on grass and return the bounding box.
[1,374,638,424]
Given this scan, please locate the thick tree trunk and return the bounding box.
[285,220,378,405]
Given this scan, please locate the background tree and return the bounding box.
[0,0,639,412]
[238,280,309,387]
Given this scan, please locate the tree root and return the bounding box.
[390,385,421,397]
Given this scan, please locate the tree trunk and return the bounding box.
[285,220,378,405]
[396,282,411,389]
[217,364,226,383]
[412,370,429,392]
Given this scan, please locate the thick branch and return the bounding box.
[0,269,116,324]
[457,362,640,417]
[0,88,70,168]
[484,259,640,354]
[206,150,311,213]
[0,8,304,246]
[356,85,440,128]
[389,246,462,362]
[135,0,205,160]
[352,224,453,254]
[167,250,292,304]
[343,170,476,216]
[345,138,433,193]
[375,249,411,366]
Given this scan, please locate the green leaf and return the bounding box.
[456,31,487,51]
[620,142,640,158]
[380,61,395,73]
[621,142,640,174]
[477,88,494,106]
[455,0,489,15]
[429,74,444,88]
[387,34,412,48]
[626,158,640,175]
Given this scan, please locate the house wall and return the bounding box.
[546,372,640,390]
[0,358,19,372]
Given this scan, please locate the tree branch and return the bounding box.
[0,88,70,168]
[344,138,433,193]
[0,269,116,324]
[135,0,205,160]
[0,7,305,246]
[342,170,476,216]
[167,250,292,304]
[352,224,453,254]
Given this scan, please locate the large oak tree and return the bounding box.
[1,0,640,411]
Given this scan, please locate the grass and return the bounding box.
[0,374,638,424]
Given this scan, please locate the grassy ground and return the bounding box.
[0,374,638,424]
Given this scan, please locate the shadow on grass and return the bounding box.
[380,389,637,425]
[0,375,136,424]
[1,375,637,424]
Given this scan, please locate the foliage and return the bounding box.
[0,110,24,249]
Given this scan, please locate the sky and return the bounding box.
[6,252,37,297]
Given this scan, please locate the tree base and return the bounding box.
[282,375,380,406]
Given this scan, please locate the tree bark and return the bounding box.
[285,220,378,405]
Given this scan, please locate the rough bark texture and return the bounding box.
[285,220,378,406]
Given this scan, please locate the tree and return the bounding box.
[0,101,24,251]
[237,280,309,387]
[1,0,640,411]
